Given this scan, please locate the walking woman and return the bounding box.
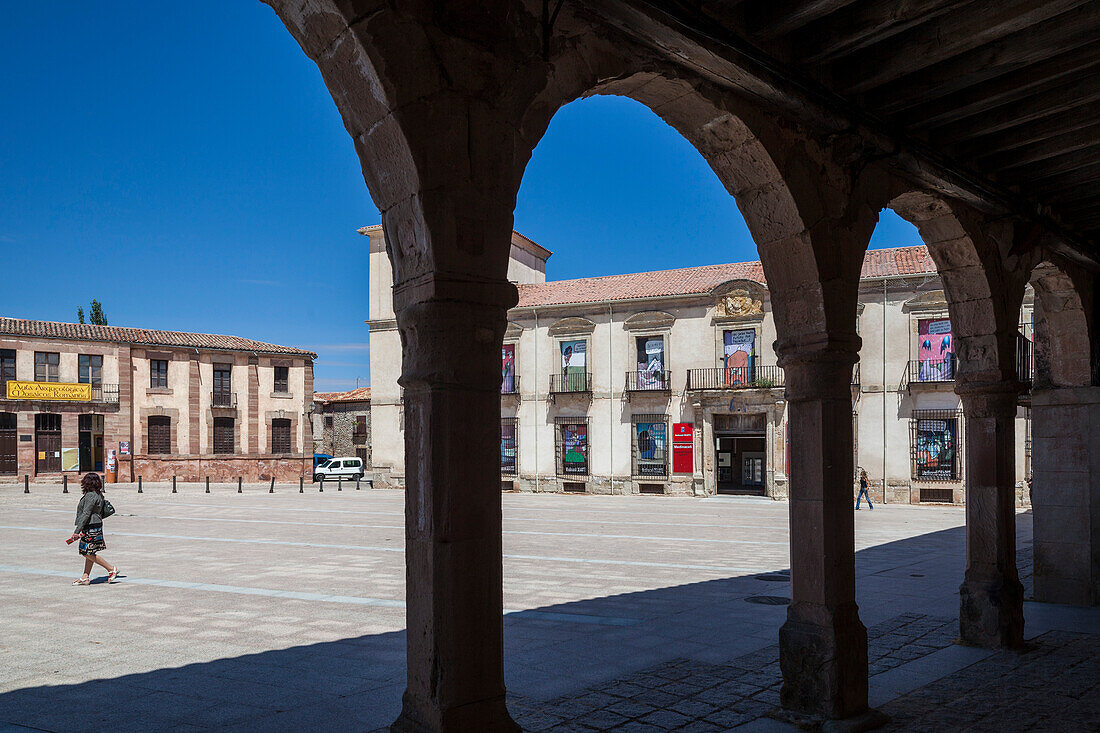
[856,469,874,511]
[70,473,119,585]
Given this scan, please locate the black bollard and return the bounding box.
[319,476,323,492]
[206,476,211,494]
[337,476,342,491]
[299,476,304,493]
[356,475,361,491]
[24,474,29,493]
[172,476,177,494]
[63,475,68,493]
[138,476,143,493]
[238,476,242,493]
[269,477,274,493]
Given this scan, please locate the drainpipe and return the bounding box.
[882,277,888,505]
[608,301,614,494]
[533,307,539,493]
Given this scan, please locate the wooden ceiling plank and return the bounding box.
[930,75,1100,143]
[950,101,1100,159]
[867,7,1100,115]
[981,125,1100,171]
[996,146,1100,186]
[836,0,1090,95]
[905,43,1100,131]
[796,0,976,65]
[748,0,861,41]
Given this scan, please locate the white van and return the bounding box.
[314,456,365,482]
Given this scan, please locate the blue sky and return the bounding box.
[0,2,921,391]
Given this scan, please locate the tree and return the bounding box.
[89,300,107,326]
[76,306,85,324]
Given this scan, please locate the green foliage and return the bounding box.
[76,306,85,324]
[89,300,107,326]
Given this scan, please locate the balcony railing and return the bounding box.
[549,372,591,394]
[625,370,672,392]
[501,374,520,395]
[90,383,119,404]
[211,391,238,408]
[686,365,785,391]
[903,358,956,391]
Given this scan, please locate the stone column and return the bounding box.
[1031,386,1100,606]
[392,285,519,733]
[957,382,1025,647]
[778,340,868,720]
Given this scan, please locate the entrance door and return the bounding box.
[78,414,104,472]
[35,413,61,474]
[0,413,16,475]
[742,451,765,489]
[716,437,735,488]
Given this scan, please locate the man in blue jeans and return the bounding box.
[856,469,873,510]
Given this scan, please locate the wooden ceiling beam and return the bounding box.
[981,125,1100,172]
[949,102,1100,160]
[996,146,1100,187]
[746,0,860,42]
[866,7,1100,115]
[903,43,1100,131]
[835,0,1090,95]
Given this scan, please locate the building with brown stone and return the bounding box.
[0,317,316,482]
[312,386,371,466]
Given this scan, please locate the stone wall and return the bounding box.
[128,454,310,482]
[315,401,371,465]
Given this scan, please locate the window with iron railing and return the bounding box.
[910,409,962,482]
[554,416,589,477]
[501,418,518,475]
[212,365,233,405]
[632,414,669,478]
[549,372,591,393]
[686,365,784,390]
[625,370,671,391]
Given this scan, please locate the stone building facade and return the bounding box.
[367,230,1035,505]
[312,386,371,466]
[0,317,315,482]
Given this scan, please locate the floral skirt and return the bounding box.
[79,524,106,556]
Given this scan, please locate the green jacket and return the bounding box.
[74,492,104,532]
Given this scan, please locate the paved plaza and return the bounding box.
[0,484,1096,731]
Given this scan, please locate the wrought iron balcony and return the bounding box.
[686,365,784,391]
[902,358,956,392]
[625,370,672,392]
[501,374,520,395]
[549,372,591,394]
[211,391,238,408]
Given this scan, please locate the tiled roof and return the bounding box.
[314,387,371,403]
[515,245,937,308]
[0,317,316,357]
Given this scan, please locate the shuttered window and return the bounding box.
[274,366,289,393]
[271,418,292,454]
[150,359,168,388]
[148,416,171,455]
[213,417,235,454]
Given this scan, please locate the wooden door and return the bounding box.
[0,413,16,475]
[35,413,62,473]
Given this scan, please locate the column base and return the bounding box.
[390,691,519,733]
[773,707,889,732]
[959,573,1025,649]
[779,602,869,720]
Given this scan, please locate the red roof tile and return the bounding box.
[314,387,371,403]
[516,245,936,307]
[0,317,316,357]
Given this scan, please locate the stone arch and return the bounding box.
[1027,259,1093,389]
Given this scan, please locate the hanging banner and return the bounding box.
[561,423,588,475]
[916,418,958,480]
[635,421,667,476]
[5,380,91,401]
[635,337,665,388]
[723,330,755,386]
[561,340,587,391]
[501,344,516,393]
[672,422,693,473]
[500,423,516,473]
[917,318,954,381]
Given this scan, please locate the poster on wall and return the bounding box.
[723,330,755,386]
[918,319,954,381]
[501,344,516,393]
[561,340,587,391]
[61,447,79,472]
[635,421,667,476]
[501,423,516,473]
[561,423,588,475]
[916,418,957,480]
[635,337,666,388]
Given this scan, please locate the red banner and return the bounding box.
[672,423,693,473]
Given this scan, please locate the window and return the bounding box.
[910,410,961,481]
[148,416,172,455]
[150,359,168,389]
[554,417,589,476]
[353,415,368,437]
[0,349,15,395]
[274,366,289,393]
[501,418,518,475]
[34,352,59,382]
[722,330,755,386]
[213,417,235,454]
[213,365,232,406]
[271,418,292,454]
[634,336,667,389]
[632,414,669,477]
[502,343,517,394]
[559,339,588,391]
[78,355,102,385]
[324,415,333,428]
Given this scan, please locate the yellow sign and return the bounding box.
[5,381,92,402]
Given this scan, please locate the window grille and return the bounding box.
[213,417,235,454]
[639,483,664,494]
[150,359,169,389]
[274,366,289,393]
[909,409,962,482]
[501,417,518,475]
[631,413,669,478]
[271,418,292,454]
[554,416,590,477]
[324,415,333,428]
[1024,407,1032,480]
[148,416,172,455]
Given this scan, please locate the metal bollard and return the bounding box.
[337,476,342,491]
[269,477,274,493]
[238,477,242,494]
[319,476,323,492]
[299,476,304,493]
[206,477,211,494]
[24,474,29,493]
[63,475,68,493]
[356,475,360,490]
[172,476,177,494]
[138,476,143,494]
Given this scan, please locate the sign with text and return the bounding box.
[5,380,91,401]
[672,422,694,473]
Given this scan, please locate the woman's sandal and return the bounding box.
[107,568,119,583]
[72,577,90,586]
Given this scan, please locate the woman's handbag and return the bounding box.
[101,497,116,518]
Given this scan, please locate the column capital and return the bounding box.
[776,332,861,402]
[394,273,518,314]
[954,379,1021,418]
